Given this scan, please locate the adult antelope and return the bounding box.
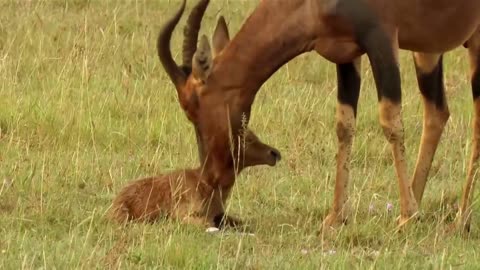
[157,0,480,232]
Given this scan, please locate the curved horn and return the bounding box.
[182,0,210,69]
[157,0,187,89]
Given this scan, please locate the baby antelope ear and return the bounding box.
[212,16,230,57]
[192,35,213,82]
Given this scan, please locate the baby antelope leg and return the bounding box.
[204,188,245,229]
[457,31,480,233]
[214,213,244,229]
[322,58,361,229]
[411,53,450,205]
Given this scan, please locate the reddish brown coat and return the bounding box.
[110,129,280,227]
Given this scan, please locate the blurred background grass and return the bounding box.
[0,0,479,268]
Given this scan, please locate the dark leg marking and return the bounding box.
[415,55,446,108]
[337,60,361,115]
[473,55,480,99]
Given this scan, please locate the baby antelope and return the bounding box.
[109,129,281,229]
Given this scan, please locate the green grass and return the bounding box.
[1,0,479,269]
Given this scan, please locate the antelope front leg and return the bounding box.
[361,27,418,227]
[322,59,361,229]
[456,31,480,234]
[411,53,450,205]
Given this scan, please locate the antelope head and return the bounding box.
[157,0,264,177]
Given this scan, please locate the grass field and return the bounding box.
[1,0,480,269]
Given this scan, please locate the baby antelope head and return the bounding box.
[236,129,281,170]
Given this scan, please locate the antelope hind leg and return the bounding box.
[456,28,480,235]
[410,53,450,206]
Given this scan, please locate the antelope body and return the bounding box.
[157,0,480,233]
[110,129,281,228]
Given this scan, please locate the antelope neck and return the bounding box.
[211,1,317,94]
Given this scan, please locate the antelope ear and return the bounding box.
[192,35,213,81]
[212,16,230,57]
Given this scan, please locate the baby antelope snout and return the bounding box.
[268,148,282,166]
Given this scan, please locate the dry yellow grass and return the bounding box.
[0,0,479,268]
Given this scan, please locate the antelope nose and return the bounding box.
[269,149,281,162]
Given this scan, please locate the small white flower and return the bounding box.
[3,178,13,188]
[368,204,375,213]
[386,203,393,212]
[323,249,336,256]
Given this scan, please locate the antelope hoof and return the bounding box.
[452,213,471,237]
[319,212,348,234]
[395,198,419,229]
[395,211,420,231]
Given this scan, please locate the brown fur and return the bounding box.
[157,0,480,232]
[109,129,280,228]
